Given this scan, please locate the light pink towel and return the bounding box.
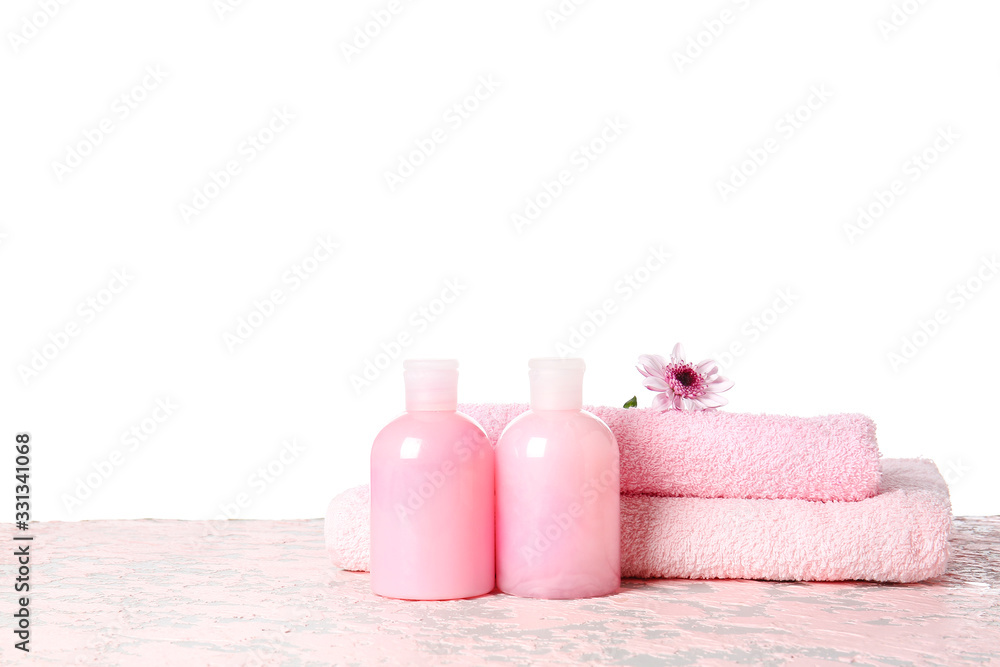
[459,403,881,502]
[325,458,950,583]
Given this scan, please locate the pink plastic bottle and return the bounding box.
[495,358,620,599]
[370,359,495,600]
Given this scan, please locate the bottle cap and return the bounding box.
[403,359,459,412]
[528,358,585,411]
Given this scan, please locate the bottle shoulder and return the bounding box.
[497,408,616,446]
[372,410,489,453]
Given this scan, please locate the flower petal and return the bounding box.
[652,392,673,411]
[671,343,686,363]
[636,354,667,378]
[695,359,719,377]
[707,377,734,393]
[673,394,685,410]
[643,377,672,392]
[699,393,728,408]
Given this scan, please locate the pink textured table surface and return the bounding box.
[1,517,998,666]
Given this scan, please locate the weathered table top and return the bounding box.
[2,517,997,666]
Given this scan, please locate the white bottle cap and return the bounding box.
[528,358,585,411]
[403,359,459,412]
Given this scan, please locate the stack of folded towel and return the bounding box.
[325,405,952,583]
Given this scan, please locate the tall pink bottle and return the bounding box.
[495,358,620,599]
[370,359,494,600]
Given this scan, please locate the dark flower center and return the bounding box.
[675,368,698,387]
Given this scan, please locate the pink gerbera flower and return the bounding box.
[637,343,734,411]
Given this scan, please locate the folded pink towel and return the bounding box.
[325,458,950,583]
[458,403,881,502]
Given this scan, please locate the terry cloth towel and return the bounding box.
[325,458,950,583]
[458,403,882,502]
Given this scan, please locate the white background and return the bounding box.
[1,0,997,521]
